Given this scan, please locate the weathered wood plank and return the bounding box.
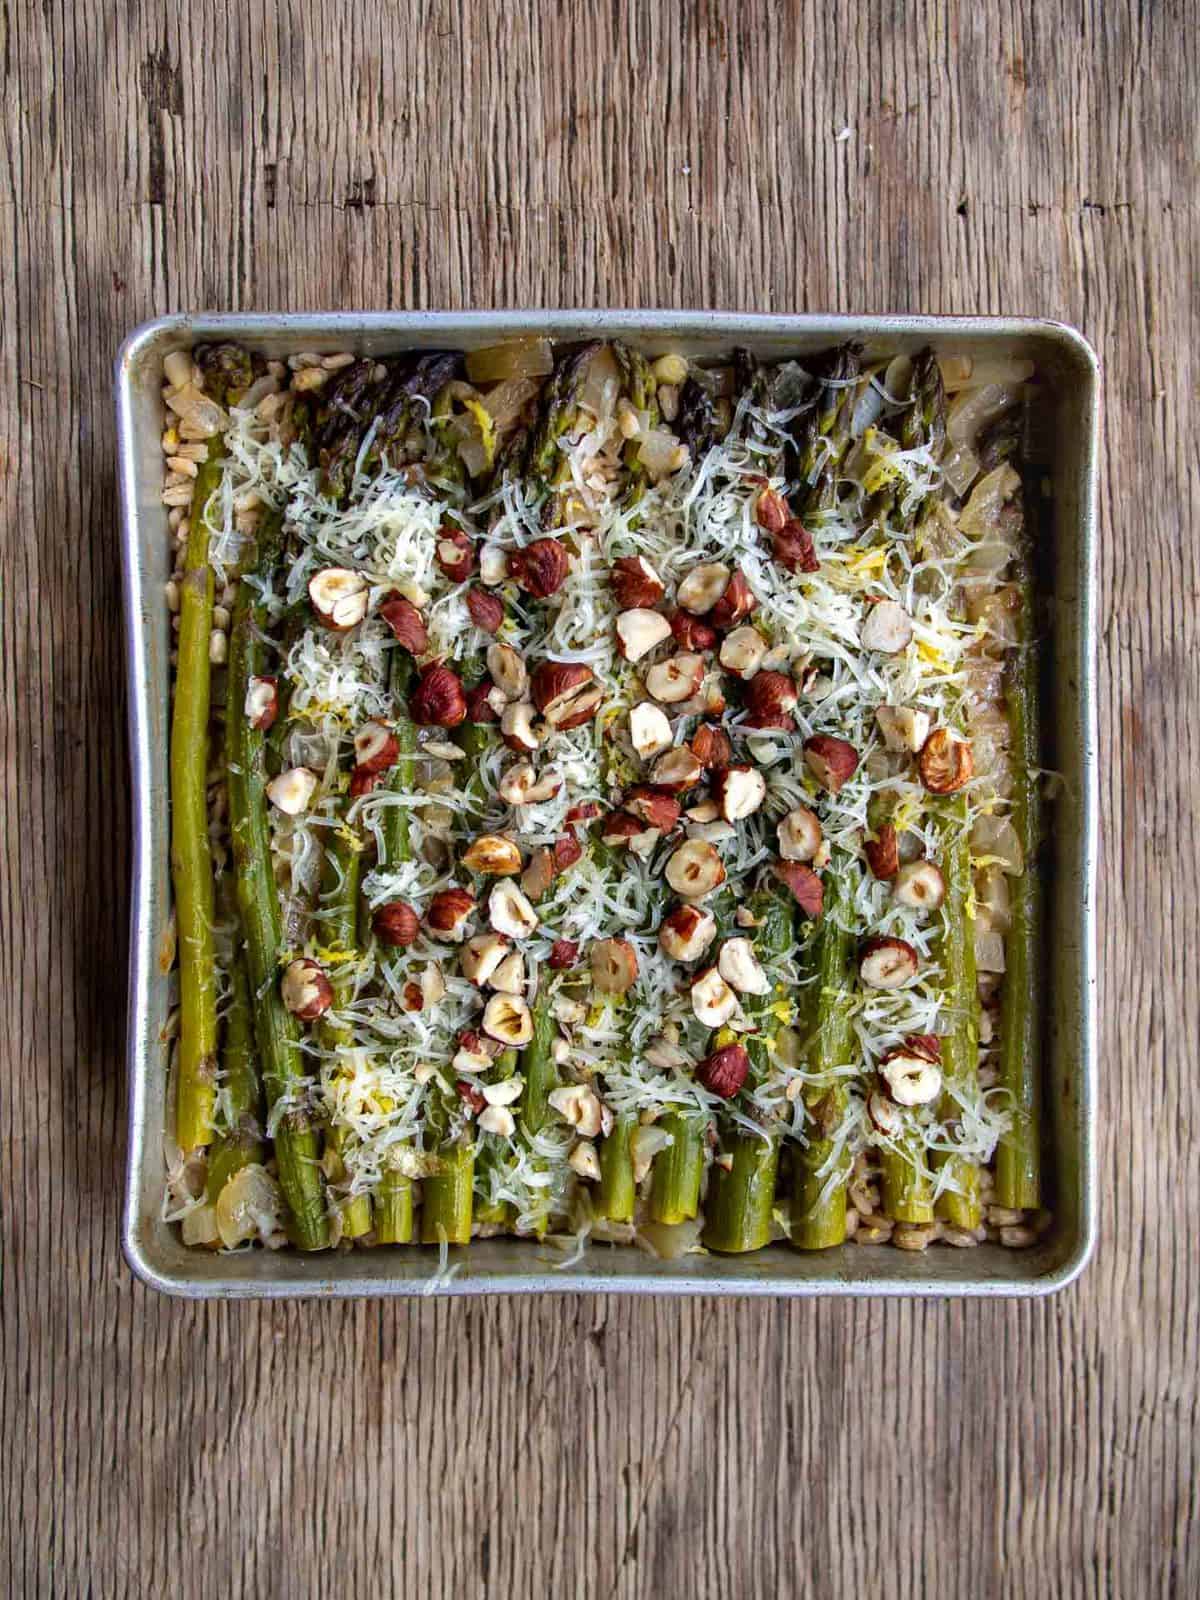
[1,0,1196,1595]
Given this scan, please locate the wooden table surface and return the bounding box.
[3,2,1195,1594]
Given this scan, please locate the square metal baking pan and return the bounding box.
[117,311,1098,1299]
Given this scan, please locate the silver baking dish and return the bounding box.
[117,311,1098,1298]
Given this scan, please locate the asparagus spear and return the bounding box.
[374,651,419,1244]
[793,343,862,518]
[995,531,1042,1210]
[170,448,223,1152]
[596,1109,638,1224]
[318,818,372,1239]
[791,857,857,1249]
[932,796,983,1229]
[895,347,948,532]
[646,1107,708,1226]
[418,693,496,1245]
[204,911,265,1202]
[524,342,601,486]
[703,886,794,1254]
[226,516,330,1251]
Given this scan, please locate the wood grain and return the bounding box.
[2,0,1196,1594]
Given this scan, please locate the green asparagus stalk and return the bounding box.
[794,343,862,518]
[170,449,223,1152]
[374,650,419,1244]
[647,1108,708,1226]
[896,347,947,532]
[995,540,1042,1210]
[226,516,329,1251]
[703,887,794,1254]
[319,819,372,1239]
[418,687,497,1246]
[791,858,857,1249]
[596,1111,638,1223]
[204,909,265,1202]
[932,796,983,1229]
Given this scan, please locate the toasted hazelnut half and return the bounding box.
[478,542,508,586]
[488,879,539,939]
[510,536,569,599]
[670,609,718,651]
[686,819,736,844]
[864,822,900,881]
[893,860,947,911]
[452,1032,493,1075]
[436,526,474,582]
[378,592,428,655]
[692,722,733,771]
[549,1083,605,1138]
[644,652,705,705]
[549,938,579,970]
[554,833,583,871]
[630,700,674,760]
[772,519,819,575]
[686,799,720,823]
[461,833,522,876]
[718,936,770,995]
[410,662,468,728]
[696,1042,750,1097]
[600,811,645,847]
[486,641,528,702]
[373,901,421,948]
[624,785,682,831]
[267,766,318,815]
[354,720,399,775]
[590,937,640,994]
[677,561,731,615]
[860,599,913,654]
[774,861,824,918]
[713,763,766,822]
[490,949,527,996]
[465,682,500,724]
[803,734,859,794]
[659,903,717,962]
[481,992,534,1047]
[610,555,666,609]
[309,567,369,630]
[650,746,705,793]
[498,762,562,806]
[744,670,798,725]
[281,957,333,1022]
[691,966,738,1027]
[709,570,757,631]
[867,1087,906,1137]
[500,701,541,753]
[402,962,445,1012]
[349,767,384,799]
[467,586,505,634]
[875,704,931,754]
[754,486,790,533]
[520,847,556,902]
[460,931,511,985]
[880,1042,943,1106]
[617,607,673,662]
[531,661,602,729]
[478,1104,517,1136]
[425,888,475,941]
[778,804,822,862]
[244,675,278,731]
[665,838,726,899]
[719,624,767,679]
[918,728,974,794]
[568,1139,602,1180]
[859,935,919,989]
[457,1079,487,1115]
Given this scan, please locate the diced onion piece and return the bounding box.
[941,440,981,497]
[465,338,554,384]
[946,383,1021,449]
[971,813,1024,875]
[637,1216,705,1260]
[975,864,1012,933]
[959,463,1022,540]
[181,1203,219,1248]
[214,1164,285,1250]
[578,344,621,419]
[635,426,683,481]
[481,377,540,428]
[941,357,1035,393]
